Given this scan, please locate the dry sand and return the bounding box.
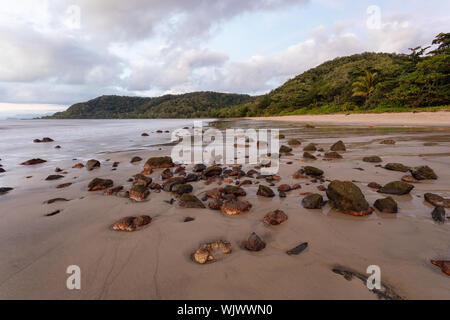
[247,111,450,127]
[0,119,449,300]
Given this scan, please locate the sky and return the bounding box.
[0,0,449,117]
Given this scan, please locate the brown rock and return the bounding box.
[278,184,291,192]
[113,216,152,232]
[368,182,382,189]
[88,178,113,191]
[130,156,143,163]
[264,209,288,225]
[221,199,252,215]
[192,241,231,264]
[106,186,124,195]
[179,194,205,208]
[129,184,150,201]
[56,183,72,189]
[86,159,100,171]
[245,233,266,252]
[208,199,223,210]
[21,158,47,165]
[72,163,84,169]
[430,260,450,276]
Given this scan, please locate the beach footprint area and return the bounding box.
[0,119,449,300]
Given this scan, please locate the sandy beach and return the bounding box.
[247,111,450,127]
[0,117,449,300]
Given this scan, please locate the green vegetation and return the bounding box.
[49,33,449,119]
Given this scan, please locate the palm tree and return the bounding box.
[352,71,378,100]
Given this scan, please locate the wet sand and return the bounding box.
[0,121,449,300]
[247,111,450,127]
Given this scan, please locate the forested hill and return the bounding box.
[49,33,449,119]
[49,92,256,119]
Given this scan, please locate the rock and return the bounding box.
[245,233,266,252]
[401,175,418,183]
[55,167,63,173]
[279,191,287,198]
[133,174,152,187]
[112,162,119,168]
[185,173,199,182]
[279,134,285,139]
[45,210,61,217]
[374,197,398,213]
[106,186,123,195]
[192,241,232,264]
[21,158,46,165]
[303,152,317,160]
[279,145,293,153]
[363,156,382,163]
[149,183,162,190]
[257,185,275,197]
[324,151,343,159]
[208,199,223,210]
[302,166,324,177]
[293,171,308,179]
[384,163,410,172]
[264,209,288,225]
[303,143,317,151]
[144,156,174,170]
[302,194,324,209]
[368,182,382,189]
[326,180,372,216]
[431,206,446,223]
[430,260,450,276]
[410,166,437,180]
[287,139,301,146]
[286,242,308,255]
[179,194,205,208]
[55,145,61,149]
[45,198,70,204]
[0,187,13,195]
[56,183,72,189]
[88,178,113,191]
[130,156,142,163]
[205,188,223,200]
[246,169,258,177]
[42,137,54,142]
[129,184,150,201]
[162,176,185,191]
[0,168,5,173]
[330,140,346,151]
[172,184,193,195]
[45,175,64,181]
[223,185,246,197]
[221,199,252,215]
[184,217,195,222]
[72,163,84,169]
[86,159,101,171]
[424,193,450,208]
[380,139,396,145]
[113,216,152,232]
[161,168,174,180]
[278,184,291,192]
[141,133,149,136]
[378,181,414,195]
[317,185,326,191]
[204,165,222,177]
[193,164,207,172]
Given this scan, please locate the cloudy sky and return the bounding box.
[0,0,449,116]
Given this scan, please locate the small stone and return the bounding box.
[410,166,437,180]
[86,159,100,171]
[302,166,324,177]
[303,143,317,151]
[302,194,324,209]
[179,194,205,208]
[257,185,275,197]
[0,187,13,195]
[431,206,446,223]
[245,233,266,252]
[223,185,246,197]
[278,184,291,192]
[374,197,398,213]
[430,260,450,276]
[72,163,84,169]
[144,156,174,170]
[303,152,317,160]
[326,180,371,216]
[88,178,113,191]
[378,181,414,195]
[184,217,195,223]
[161,168,174,180]
[279,145,293,153]
[363,156,382,163]
[204,165,222,177]
[384,163,410,172]
[208,199,223,210]
[192,241,231,264]
[141,133,149,136]
[380,139,396,145]
[287,139,301,146]
[324,151,343,159]
[45,175,64,181]
[106,186,123,195]
[279,191,287,198]
[130,156,142,163]
[286,242,308,255]
[424,193,450,208]
[330,140,346,151]
[21,158,46,165]
[264,209,288,225]
[193,164,207,172]
[401,175,418,183]
[129,184,150,201]
[172,184,193,195]
[113,216,152,232]
[368,182,382,189]
[221,199,252,215]
[56,183,72,189]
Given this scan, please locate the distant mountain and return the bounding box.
[48,92,255,119]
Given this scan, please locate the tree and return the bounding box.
[408,46,430,63]
[428,32,450,56]
[352,71,378,101]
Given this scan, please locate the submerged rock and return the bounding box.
[330,140,346,151]
[129,184,150,201]
[245,233,266,252]
[378,181,414,195]
[86,159,100,171]
[424,193,450,208]
[302,194,324,209]
[431,206,446,223]
[384,163,410,173]
[144,156,174,170]
[279,145,293,153]
[410,166,437,180]
[221,199,252,215]
[326,180,371,216]
[303,143,317,152]
[21,158,46,165]
[374,197,398,213]
[0,187,13,195]
[288,139,302,146]
[363,156,382,163]
[179,194,205,208]
[324,151,343,159]
[257,185,275,197]
[192,241,232,264]
[112,216,152,232]
[88,178,113,191]
[303,152,317,160]
[430,260,450,276]
[264,209,288,225]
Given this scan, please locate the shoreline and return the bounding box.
[245,111,450,127]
